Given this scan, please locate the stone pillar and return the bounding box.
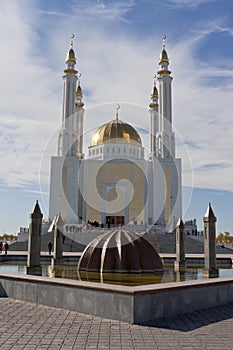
[51,213,64,267]
[174,218,186,271]
[203,203,219,278]
[25,201,42,276]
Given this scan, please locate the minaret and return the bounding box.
[149,37,182,231]
[149,76,159,157]
[157,36,175,158]
[49,36,84,223]
[63,36,77,124]
[57,35,84,158]
[75,75,85,159]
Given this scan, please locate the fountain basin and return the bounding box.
[1,271,233,324]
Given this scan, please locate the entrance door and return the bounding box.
[106,216,124,226]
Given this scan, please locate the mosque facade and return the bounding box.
[49,38,182,232]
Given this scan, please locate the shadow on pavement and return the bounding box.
[141,303,233,331]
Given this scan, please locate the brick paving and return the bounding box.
[0,298,233,349]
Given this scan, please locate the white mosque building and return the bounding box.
[48,38,182,232]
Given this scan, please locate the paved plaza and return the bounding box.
[0,298,233,349]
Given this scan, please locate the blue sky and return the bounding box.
[0,0,233,234]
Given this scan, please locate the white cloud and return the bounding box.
[171,27,233,191]
[36,0,135,22]
[165,0,219,9]
[71,0,135,22]
[0,1,60,188]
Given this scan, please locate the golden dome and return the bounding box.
[66,48,76,64]
[91,118,142,146]
[159,49,169,64]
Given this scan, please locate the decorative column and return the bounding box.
[174,218,186,271]
[203,203,219,278]
[25,201,42,276]
[51,214,64,268]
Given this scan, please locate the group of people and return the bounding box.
[0,241,9,254]
[0,240,53,255]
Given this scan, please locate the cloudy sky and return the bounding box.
[0,0,233,234]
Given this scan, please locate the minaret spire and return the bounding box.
[149,75,159,109]
[158,34,170,70]
[65,34,76,65]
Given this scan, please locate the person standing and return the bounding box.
[48,241,53,255]
[0,241,3,254]
[4,242,9,255]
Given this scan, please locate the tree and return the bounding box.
[216,232,224,243]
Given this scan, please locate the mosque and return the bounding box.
[48,38,182,232]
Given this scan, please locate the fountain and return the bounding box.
[0,202,233,324]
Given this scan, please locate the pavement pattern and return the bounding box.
[0,298,233,349]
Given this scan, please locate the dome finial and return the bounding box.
[116,104,120,120]
[162,34,166,50]
[153,74,157,86]
[66,34,76,64]
[159,35,169,65]
[70,33,75,48]
[78,72,81,87]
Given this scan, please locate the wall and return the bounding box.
[1,273,233,324]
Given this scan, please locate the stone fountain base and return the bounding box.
[1,273,233,324]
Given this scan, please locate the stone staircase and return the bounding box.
[144,233,233,255]
[10,232,85,253]
[10,231,233,255]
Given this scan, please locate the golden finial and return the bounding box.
[78,72,81,85]
[116,104,120,120]
[66,34,76,64]
[153,74,157,85]
[162,34,166,49]
[70,33,75,48]
[159,35,169,66]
